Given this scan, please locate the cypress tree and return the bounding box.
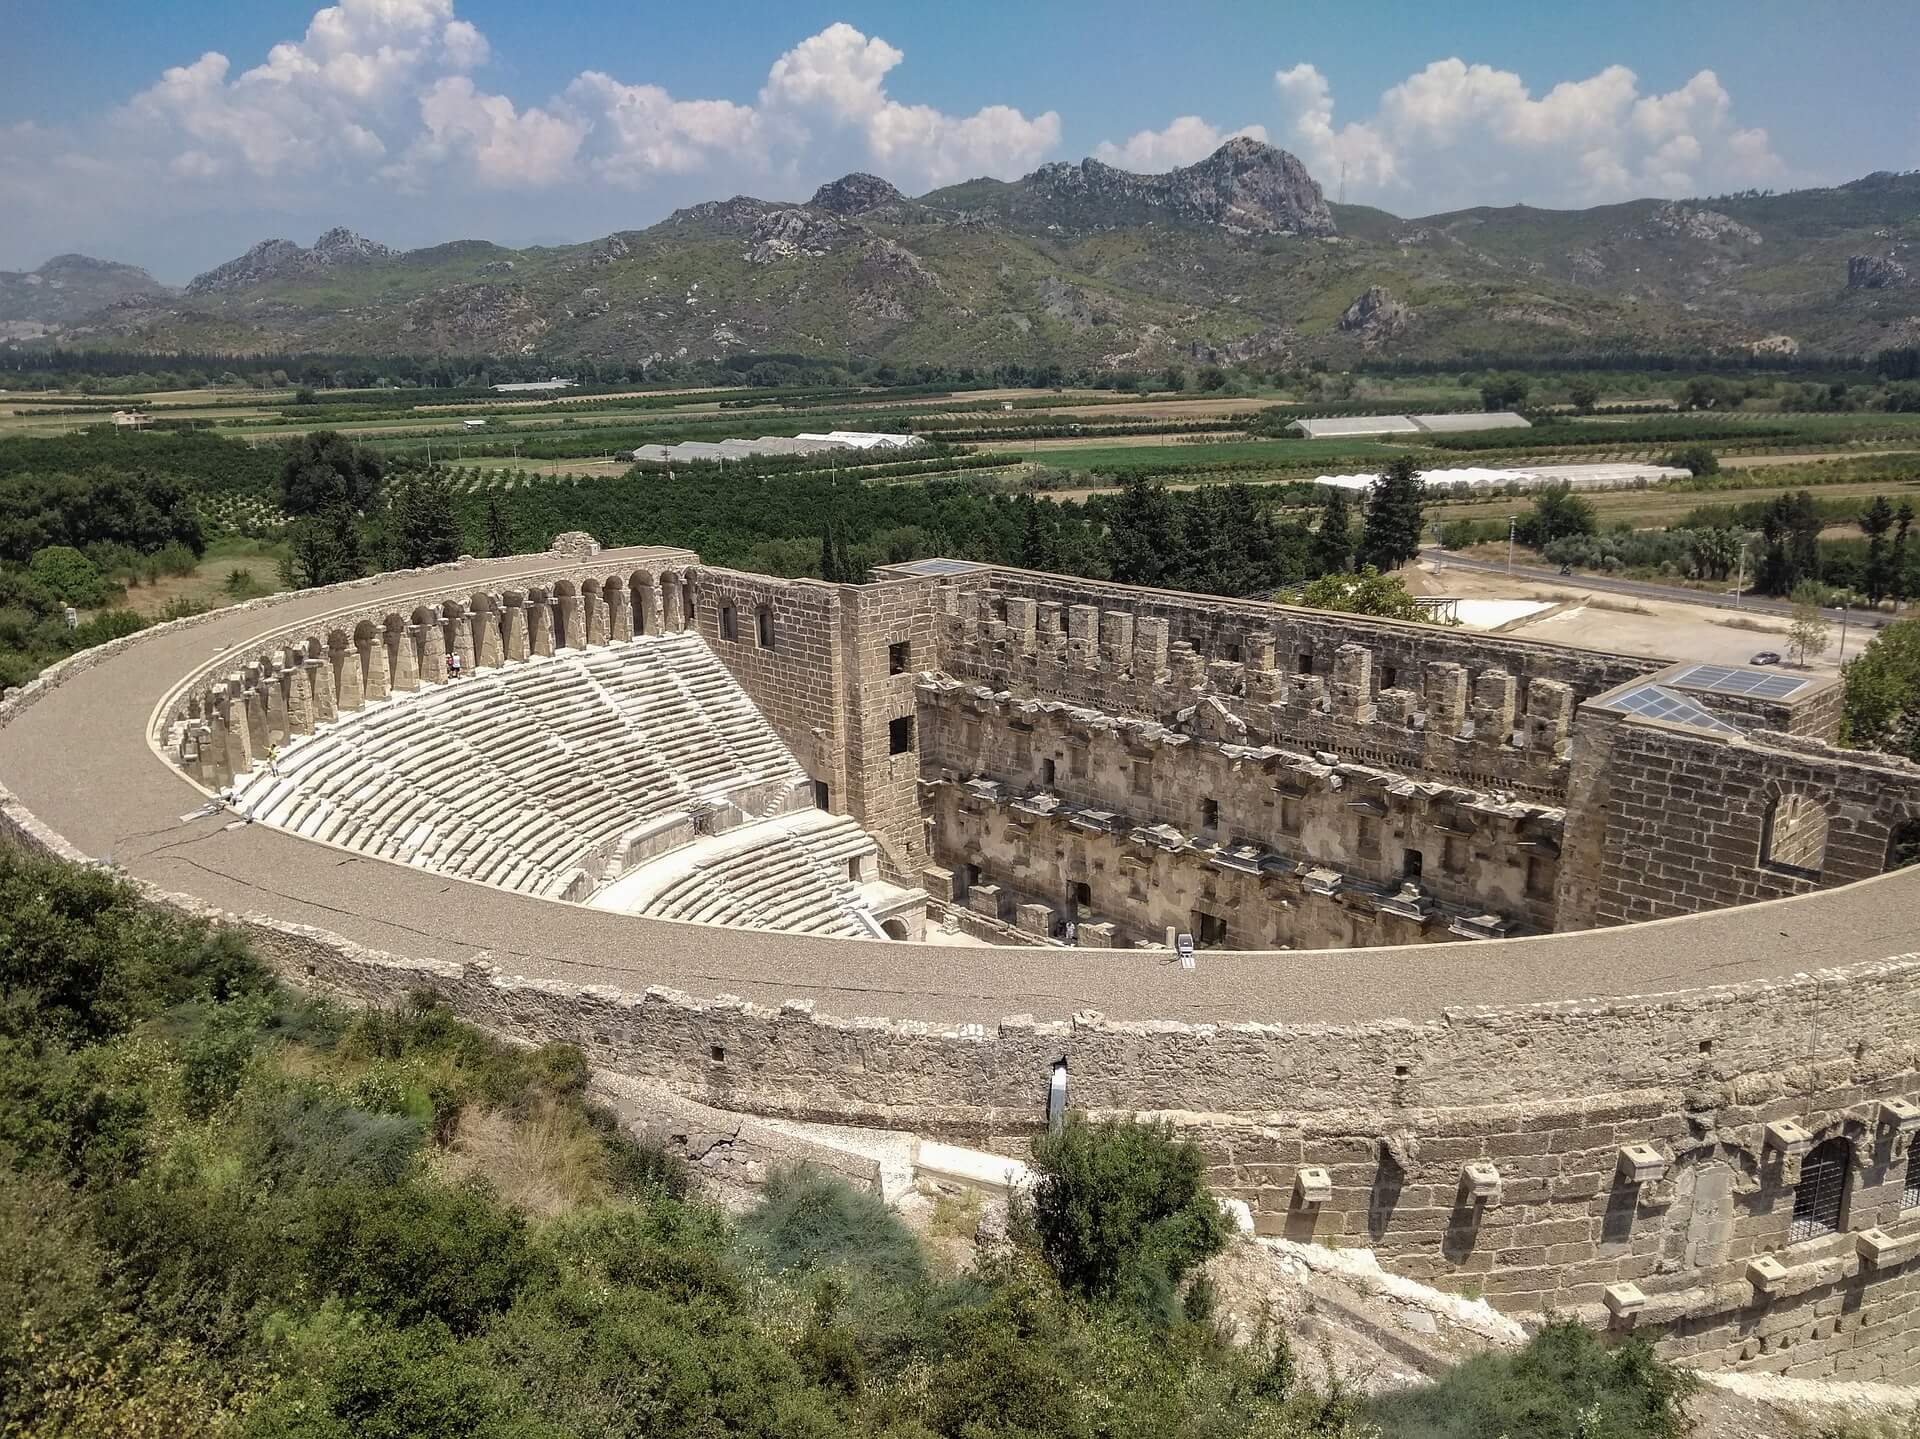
[1308,486,1354,577]
[1357,457,1426,573]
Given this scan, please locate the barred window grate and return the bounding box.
[1788,1138,1851,1243]
[1904,1145,1920,1212]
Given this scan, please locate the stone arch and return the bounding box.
[1789,1135,1853,1243]
[631,571,658,636]
[1759,787,1829,879]
[881,917,911,941]
[1885,816,1920,873]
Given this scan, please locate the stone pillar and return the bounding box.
[608,586,632,642]
[203,717,232,787]
[505,601,530,662]
[1066,603,1099,664]
[1132,616,1170,680]
[265,673,290,743]
[585,590,608,648]
[392,628,419,692]
[244,687,271,751]
[530,600,556,657]
[1526,678,1575,751]
[643,580,666,636]
[1005,597,1038,654]
[308,656,336,725]
[419,619,448,684]
[1332,644,1374,722]
[366,634,392,700]
[1424,662,1468,736]
[658,576,682,634]
[450,607,477,675]
[1099,610,1134,666]
[1245,630,1277,672]
[478,610,504,669]
[287,664,315,736]
[1471,670,1517,738]
[220,698,251,777]
[560,592,586,650]
[337,646,364,712]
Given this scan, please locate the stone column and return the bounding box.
[287,664,315,735]
[264,673,290,743]
[1099,610,1135,667]
[1005,597,1038,654]
[505,601,530,662]
[585,591,608,648]
[530,600,556,657]
[366,634,392,700]
[608,586,632,642]
[560,592,585,650]
[478,609,504,669]
[1424,662,1468,737]
[392,628,419,691]
[243,687,270,753]
[420,619,448,684]
[1471,670,1516,737]
[203,717,233,786]
[308,656,337,725]
[220,698,252,777]
[1332,644,1374,722]
[450,607,477,675]
[336,646,364,712]
[1132,616,1170,680]
[643,579,666,636]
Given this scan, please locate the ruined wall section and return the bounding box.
[920,681,1561,946]
[696,569,848,810]
[1568,711,1920,927]
[697,568,940,876]
[932,580,1610,800]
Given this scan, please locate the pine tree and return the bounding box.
[485,495,512,558]
[386,473,462,570]
[1105,475,1177,588]
[1896,501,1914,604]
[1863,495,1896,606]
[1308,486,1354,577]
[1357,457,1425,573]
[819,523,837,581]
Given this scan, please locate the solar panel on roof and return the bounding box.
[1595,683,1742,735]
[891,558,989,577]
[1667,664,1811,700]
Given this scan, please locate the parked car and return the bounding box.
[1750,651,1783,666]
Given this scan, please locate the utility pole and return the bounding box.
[1507,515,1517,575]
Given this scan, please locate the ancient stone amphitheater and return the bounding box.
[3,535,1918,1381]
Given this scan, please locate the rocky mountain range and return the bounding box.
[7,143,1919,366]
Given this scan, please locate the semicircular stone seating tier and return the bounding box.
[162,564,899,932]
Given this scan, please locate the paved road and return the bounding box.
[1422,548,1893,636]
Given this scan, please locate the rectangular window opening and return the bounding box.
[888,640,911,675]
[1403,848,1424,879]
[888,714,915,755]
[719,605,738,642]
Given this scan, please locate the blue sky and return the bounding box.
[4,0,1917,281]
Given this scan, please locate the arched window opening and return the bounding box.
[1761,793,1828,879]
[1788,1137,1852,1243]
[1887,819,1920,874]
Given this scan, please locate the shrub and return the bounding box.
[738,1166,931,1291]
[1018,1117,1230,1316]
[1369,1320,1696,1439]
[27,545,110,605]
[70,608,148,648]
[1664,443,1720,476]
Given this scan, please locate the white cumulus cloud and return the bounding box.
[1093,117,1268,172]
[1272,58,1784,212]
[760,22,1060,186]
[568,73,762,182]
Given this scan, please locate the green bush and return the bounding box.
[1369,1320,1696,1439]
[27,544,110,605]
[740,1165,931,1291]
[1018,1116,1231,1317]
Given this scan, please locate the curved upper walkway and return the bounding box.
[2,545,1915,1026]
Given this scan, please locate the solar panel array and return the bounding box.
[1667,663,1811,700]
[1595,683,1743,735]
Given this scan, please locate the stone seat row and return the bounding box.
[237,634,810,899]
[640,812,880,937]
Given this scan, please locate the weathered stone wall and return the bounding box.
[694,568,940,875]
[1566,711,1920,927]
[930,576,1621,799]
[920,681,1561,946]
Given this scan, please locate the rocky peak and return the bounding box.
[1337,285,1412,343]
[745,209,849,264]
[1848,254,1911,289]
[1646,204,1762,246]
[185,229,392,295]
[310,227,393,265]
[809,172,903,217]
[1023,140,1335,237]
[661,196,779,235]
